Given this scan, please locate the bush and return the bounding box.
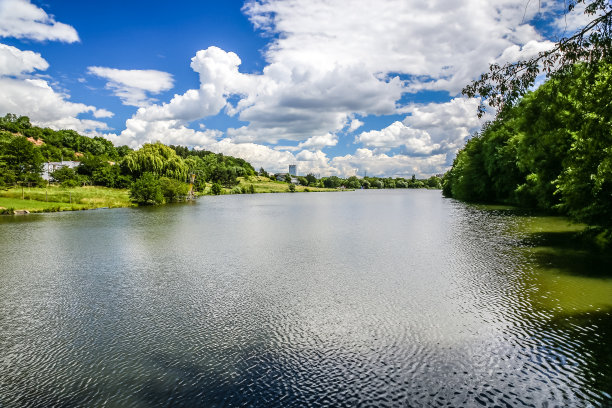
[211,182,222,195]
[288,183,296,192]
[129,173,163,205]
[231,186,243,194]
[50,166,78,183]
[160,177,189,202]
[61,179,80,188]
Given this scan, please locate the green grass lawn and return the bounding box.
[0,185,132,213]
[234,176,337,193]
[0,178,338,213]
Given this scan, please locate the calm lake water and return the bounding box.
[1,190,611,407]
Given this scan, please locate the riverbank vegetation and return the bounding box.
[444,61,612,247]
[0,113,442,209]
[0,185,131,214]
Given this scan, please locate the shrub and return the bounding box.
[211,182,222,195]
[61,179,80,188]
[130,172,163,205]
[160,177,189,202]
[288,183,296,192]
[50,166,78,183]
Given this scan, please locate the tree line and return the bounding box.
[0,114,255,204]
[280,173,441,190]
[444,61,612,243]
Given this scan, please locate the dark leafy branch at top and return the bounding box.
[463,0,612,117]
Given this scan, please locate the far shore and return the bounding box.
[0,177,341,215]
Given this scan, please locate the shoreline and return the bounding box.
[0,182,443,215]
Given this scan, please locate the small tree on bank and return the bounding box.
[211,182,222,195]
[129,172,163,205]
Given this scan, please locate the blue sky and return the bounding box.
[0,0,581,176]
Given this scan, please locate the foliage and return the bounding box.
[288,183,296,192]
[61,179,81,188]
[305,173,317,185]
[446,61,612,230]
[50,166,78,183]
[464,1,612,116]
[259,167,269,178]
[0,185,131,211]
[129,173,164,205]
[2,135,43,182]
[240,184,255,194]
[210,182,222,195]
[159,177,189,202]
[123,142,188,180]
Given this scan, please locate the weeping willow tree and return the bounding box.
[123,142,188,181]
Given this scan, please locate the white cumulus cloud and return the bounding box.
[87,66,174,106]
[0,43,48,76]
[0,0,79,42]
[112,0,564,176]
[0,43,111,134]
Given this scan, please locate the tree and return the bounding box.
[3,136,43,182]
[427,176,442,189]
[50,166,78,183]
[123,142,188,180]
[259,167,269,178]
[463,0,612,116]
[346,176,360,189]
[288,183,296,192]
[129,173,163,205]
[159,177,189,202]
[305,173,317,185]
[323,176,341,188]
[211,182,222,195]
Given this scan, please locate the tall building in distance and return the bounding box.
[288,164,297,176]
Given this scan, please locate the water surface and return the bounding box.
[1,190,611,407]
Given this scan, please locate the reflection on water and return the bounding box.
[0,190,611,407]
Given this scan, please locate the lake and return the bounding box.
[1,190,611,407]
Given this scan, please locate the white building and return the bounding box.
[41,161,81,181]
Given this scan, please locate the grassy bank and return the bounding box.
[0,185,132,213]
[0,178,340,213]
[229,176,337,194]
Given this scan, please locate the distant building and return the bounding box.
[41,161,80,181]
[288,164,297,176]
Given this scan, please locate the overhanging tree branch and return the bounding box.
[463,0,612,117]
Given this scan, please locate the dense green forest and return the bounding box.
[444,61,612,242]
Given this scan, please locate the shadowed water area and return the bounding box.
[1,190,611,407]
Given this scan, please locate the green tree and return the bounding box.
[123,142,188,180]
[159,177,189,202]
[129,173,163,205]
[50,166,78,183]
[464,1,612,116]
[427,176,442,189]
[259,167,269,178]
[3,136,43,182]
[211,182,222,195]
[305,173,317,185]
